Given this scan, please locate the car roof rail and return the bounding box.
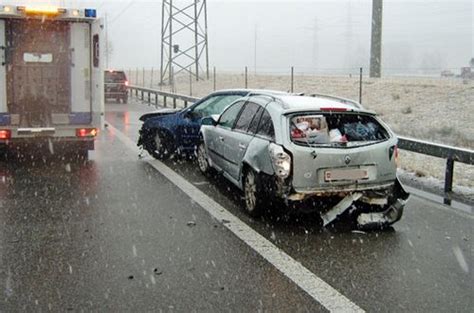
[248,93,286,106]
[308,92,362,108]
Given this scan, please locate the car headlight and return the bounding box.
[269,143,291,179]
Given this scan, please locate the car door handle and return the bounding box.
[238,143,246,149]
[219,136,224,141]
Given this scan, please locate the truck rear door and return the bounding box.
[0,20,6,125]
[6,19,72,127]
[90,18,104,129]
[70,22,92,125]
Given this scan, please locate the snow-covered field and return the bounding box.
[135,72,474,191]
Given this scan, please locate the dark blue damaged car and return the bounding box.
[137,89,288,159]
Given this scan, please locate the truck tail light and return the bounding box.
[0,130,11,140]
[125,81,129,87]
[76,128,97,138]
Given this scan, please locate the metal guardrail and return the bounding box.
[397,137,474,198]
[129,85,474,199]
[128,85,199,109]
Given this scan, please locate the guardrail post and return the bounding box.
[184,101,188,108]
[155,92,159,107]
[164,96,167,107]
[148,91,151,103]
[173,98,177,109]
[213,66,216,91]
[291,66,294,93]
[245,66,248,88]
[141,90,144,100]
[444,157,454,194]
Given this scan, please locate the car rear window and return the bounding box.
[105,71,127,83]
[289,113,389,147]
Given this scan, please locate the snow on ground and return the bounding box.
[133,71,474,191]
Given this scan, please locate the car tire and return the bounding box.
[243,169,264,217]
[145,130,173,160]
[196,142,211,174]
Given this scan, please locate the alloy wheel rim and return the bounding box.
[197,144,208,172]
[154,133,161,150]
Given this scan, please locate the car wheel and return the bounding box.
[145,130,173,160]
[122,96,128,104]
[243,169,263,217]
[196,142,211,174]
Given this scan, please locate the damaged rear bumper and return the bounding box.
[319,178,410,228]
[356,198,406,229]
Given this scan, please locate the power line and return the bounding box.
[109,0,137,24]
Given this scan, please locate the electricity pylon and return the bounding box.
[160,0,209,85]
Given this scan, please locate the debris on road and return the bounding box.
[321,193,362,226]
[187,221,197,227]
[153,268,163,275]
[128,275,134,280]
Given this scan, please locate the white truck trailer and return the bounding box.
[0,5,104,158]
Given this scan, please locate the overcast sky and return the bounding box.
[2,0,472,75]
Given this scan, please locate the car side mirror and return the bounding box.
[201,115,217,126]
[184,110,194,120]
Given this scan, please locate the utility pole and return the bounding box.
[312,18,319,71]
[345,1,353,71]
[254,24,257,75]
[105,12,109,69]
[160,0,209,85]
[370,0,383,78]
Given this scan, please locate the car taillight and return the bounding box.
[269,144,291,179]
[394,145,400,167]
[389,145,399,167]
[0,130,11,140]
[291,128,306,139]
[76,128,97,138]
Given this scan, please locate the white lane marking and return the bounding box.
[107,122,365,313]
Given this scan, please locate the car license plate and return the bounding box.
[324,168,369,181]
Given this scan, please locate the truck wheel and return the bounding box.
[243,169,264,217]
[146,130,173,160]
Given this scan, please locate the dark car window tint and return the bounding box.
[234,102,260,132]
[218,101,245,128]
[256,109,275,139]
[247,106,263,134]
[105,71,126,83]
[193,95,243,118]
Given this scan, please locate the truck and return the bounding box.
[0,5,104,159]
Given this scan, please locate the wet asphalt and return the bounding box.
[0,98,472,312]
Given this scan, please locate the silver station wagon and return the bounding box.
[197,94,409,229]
